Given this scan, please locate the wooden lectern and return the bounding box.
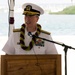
[1,55,61,75]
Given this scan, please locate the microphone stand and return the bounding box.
[31,34,75,75]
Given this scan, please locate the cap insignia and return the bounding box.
[26,5,32,11]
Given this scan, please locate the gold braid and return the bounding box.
[20,24,41,50]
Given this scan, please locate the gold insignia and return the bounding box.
[41,30,51,35]
[13,29,20,32]
[26,5,32,11]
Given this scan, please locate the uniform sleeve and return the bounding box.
[2,34,15,55]
[45,34,58,54]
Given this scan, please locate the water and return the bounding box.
[1,12,75,75]
[0,12,75,36]
[15,13,75,35]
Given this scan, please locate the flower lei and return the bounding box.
[20,24,41,50]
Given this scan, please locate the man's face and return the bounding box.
[24,15,39,27]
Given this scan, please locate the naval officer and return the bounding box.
[2,3,58,55]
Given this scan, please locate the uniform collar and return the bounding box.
[25,28,36,36]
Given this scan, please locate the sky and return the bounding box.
[0,0,75,12]
[0,0,75,6]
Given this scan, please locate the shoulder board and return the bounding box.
[41,30,51,35]
[13,29,20,32]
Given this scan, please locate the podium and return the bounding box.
[1,55,61,75]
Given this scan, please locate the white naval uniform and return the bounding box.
[2,29,58,55]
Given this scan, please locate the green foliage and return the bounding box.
[49,5,75,14]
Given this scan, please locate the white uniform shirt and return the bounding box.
[2,29,58,55]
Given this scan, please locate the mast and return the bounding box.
[8,0,15,36]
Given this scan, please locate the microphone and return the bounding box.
[28,32,75,50]
[28,32,32,37]
[28,32,37,38]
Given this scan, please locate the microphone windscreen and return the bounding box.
[28,32,32,36]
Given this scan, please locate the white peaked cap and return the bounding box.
[22,3,44,15]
